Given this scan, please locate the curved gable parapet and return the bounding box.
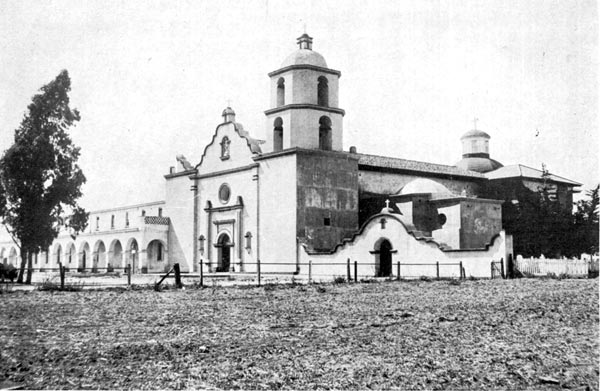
[233,122,264,154]
[302,212,502,255]
[196,122,265,171]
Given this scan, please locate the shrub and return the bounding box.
[333,276,346,284]
[448,279,461,286]
[0,283,14,294]
[360,278,378,283]
[419,276,432,282]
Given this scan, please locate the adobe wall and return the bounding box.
[459,200,502,249]
[296,150,359,251]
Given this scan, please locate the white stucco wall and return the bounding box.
[431,204,461,248]
[288,109,343,151]
[258,153,297,272]
[164,173,195,271]
[194,120,260,273]
[196,168,258,273]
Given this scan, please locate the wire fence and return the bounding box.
[5,258,511,289]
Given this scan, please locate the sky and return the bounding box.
[0,0,597,211]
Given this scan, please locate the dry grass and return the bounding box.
[0,278,598,390]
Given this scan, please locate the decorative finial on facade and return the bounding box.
[222,106,236,123]
[380,199,393,214]
[473,117,479,130]
[297,33,313,50]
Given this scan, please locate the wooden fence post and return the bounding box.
[397,261,401,281]
[127,264,132,286]
[200,259,203,287]
[308,260,312,284]
[354,261,358,282]
[459,261,463,280]
[500,257,505,279]
[490,261,494,279]
[257,259,261,287]
[347,258,351,281]
[436,261,440,280]
[58,262,65,290]
[174,263,182,289]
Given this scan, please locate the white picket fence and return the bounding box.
[515,255,594,277]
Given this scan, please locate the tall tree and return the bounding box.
[0,70,88,283]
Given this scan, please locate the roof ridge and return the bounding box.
[356,152,462,169]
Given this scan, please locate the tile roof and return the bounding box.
[485,164,581,186]
[354,152,485,178]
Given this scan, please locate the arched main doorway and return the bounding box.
[375,239,393,277]
[216,233,231,272]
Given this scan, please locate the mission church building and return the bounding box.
[0,34,580,279]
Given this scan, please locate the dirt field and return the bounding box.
[0,278,598,390]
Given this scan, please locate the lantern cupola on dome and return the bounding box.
[455,120,503,173]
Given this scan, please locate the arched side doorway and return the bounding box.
[216,233,232,272]
[93,241,106,273]
[109,240,123,271]
[79,242,90,272]
[373,238,394,277]
[65,243,76,271]
[126,239,139,274]
[146,239,167,273]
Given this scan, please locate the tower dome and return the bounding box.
[281,34,328,68]
[264,33,344,153]
[455,122,503,173]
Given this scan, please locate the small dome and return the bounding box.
[222,106,235,116]
[399,179,453,197]
[461,129,490,140]
[455,157,503,173]
[281,49,328,68]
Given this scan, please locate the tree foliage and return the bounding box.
[0,70,88,283]
[571,185,599,255]
[489,166,598,258]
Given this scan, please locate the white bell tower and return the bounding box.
[264,33,345,153]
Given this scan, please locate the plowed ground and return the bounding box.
[0,278,598,390]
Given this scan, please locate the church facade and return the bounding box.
[0,34,580,279]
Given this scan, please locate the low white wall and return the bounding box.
[298,212,508,281]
